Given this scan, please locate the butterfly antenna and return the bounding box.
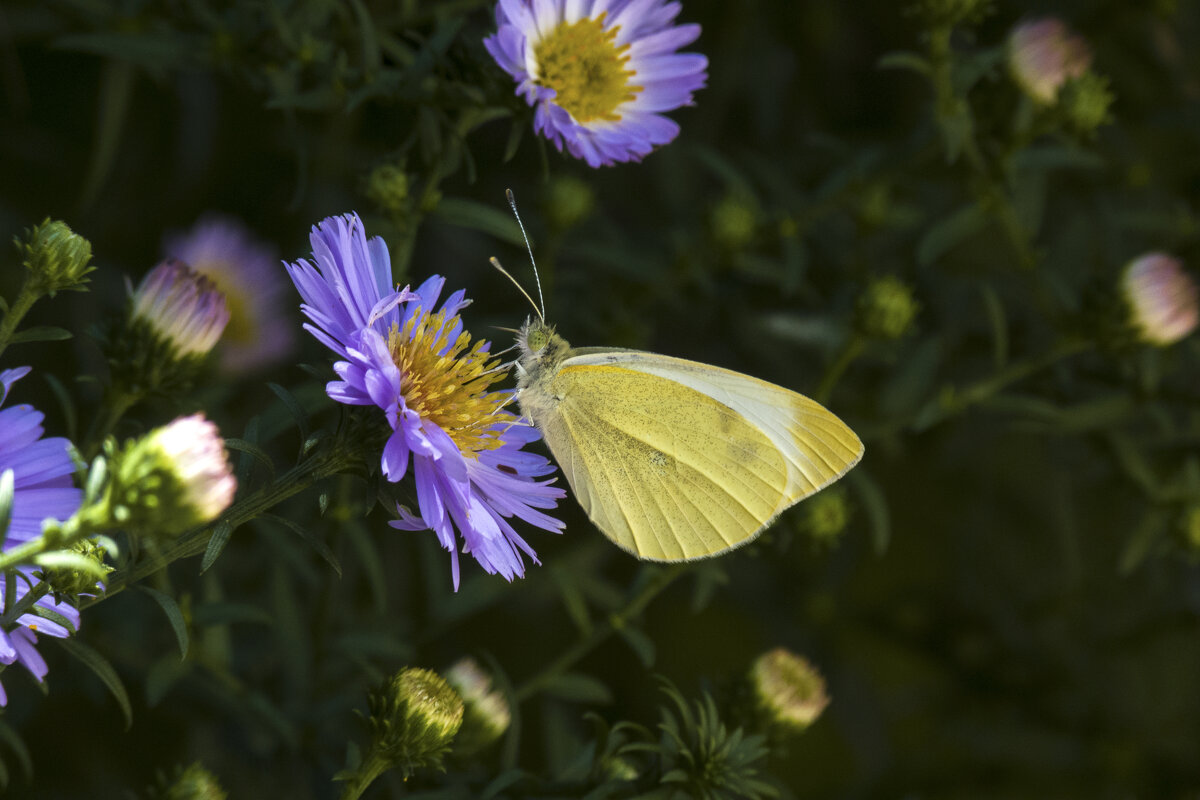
[490,257,542,321]
[506,188,546,321]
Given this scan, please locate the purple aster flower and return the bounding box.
[165,216,296,373]
[0,367,83,705]
[285,213,565,589]
[130,259,229,358]
[484,0,708,167]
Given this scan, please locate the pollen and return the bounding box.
[388,307,511,456]
[534,13,642,123]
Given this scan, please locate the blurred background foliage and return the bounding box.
[3,0,1200,797]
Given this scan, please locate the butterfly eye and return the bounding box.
[526,327,549,352]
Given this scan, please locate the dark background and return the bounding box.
[2,0,1200,797]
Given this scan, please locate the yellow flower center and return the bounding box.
[387,306,510,456]
[534,13,641,123]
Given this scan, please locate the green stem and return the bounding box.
[814,334,865,405]
[338,750,389,800]
[79,440,361,609]
[948,338,1091,412]
[0,278,41,362]
[514,564,686,703]
[82,387,140,460]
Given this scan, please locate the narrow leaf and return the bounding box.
[917,203,987,267]
[136,585,189,659]
[58,638,132,728]
[260,513,341,577]
[267,383,311,449]
[847,468,891,554]
[7,326,73,344]
[200,520,235,573]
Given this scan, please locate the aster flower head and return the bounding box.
[749,647,830,735]
[1008,17,1092,105]
[485,0,708,167]
[1121,252,1199,346]
[286,213,565,589]
[103,413,237,538]
[445,657,512,754]
[165,215,296,373]
[0,367,83,706]
[131,259,230,358]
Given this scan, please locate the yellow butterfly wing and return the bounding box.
[536,351,864,561]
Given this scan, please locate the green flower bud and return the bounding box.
[855,275,919,340]
[710,193,758,250]
[365,162,411,220]
[365,667,464,778]
[750,648,829,735]
[15,218,95,296]
[1059,72,1114,135]
[41,539,112,600]
[1181,506,1200,552]
[158,762,227,800]
[95,414,236,538]
[800,487,850,546]
[445,657,511,756]
[545,175,595,230]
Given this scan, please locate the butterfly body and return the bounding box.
[515,318,864,562]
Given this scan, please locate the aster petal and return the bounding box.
[381,429,411,482]
[10,628,47,681]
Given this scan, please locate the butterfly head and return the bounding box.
[516,317,571,384]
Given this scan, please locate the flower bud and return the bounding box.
[15,218,95,296]
[750,648,829,735]
[800,487,850,546]
[99,414,236,537]
[365,162,411,220]
[545,175,595,230]
[131,260,229,358]
[153,761,227,800]
[365,667,464,778]
[855,275,919,340]
[710,193,758,250]
[1059,72,1114,135]
[1008,18,1092,105]
[445,657,511,755]
[41,539,111,600]
[1121,253,1199,346]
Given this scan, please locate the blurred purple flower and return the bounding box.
[1122,252,1199,346]
[1008,17,1091,104]
[166,216,295,372]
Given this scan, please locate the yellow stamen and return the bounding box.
[387,307,511,456]
[534,13,642,123]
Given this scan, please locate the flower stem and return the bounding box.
[0,278,41,362]
[80,439,361,608]
[814,334,865,405]
[82,387,140,460]
[514,564,687,703]
[337,750,389,800]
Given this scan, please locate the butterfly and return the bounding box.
[497,192,864,562]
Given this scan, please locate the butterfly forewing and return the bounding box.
[535,360,802,560]
[565,351,864,507]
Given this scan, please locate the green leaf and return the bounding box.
[28,604,77,635]
[481,768,528,799]
[346,520,387,613]
[261,513,341,577]
[542,672,613,705]
[58,638,132,729]
[616,625,656,668]
[200,520,235,573]
[192,601,273,627]
[876,50,932,75]
[552,566,592,635]
[31,551,105,578]
[0,720,32,785]
[1118,507,1169,575]
[847,468,891,554]
[144,653,190,707]
[1011,145,1105,173]
[267,383,311,450]
[42,372,77,443]
[917,203,987,267]
[136,585,189,659]
[432,197,525,247]
[223,438,275,480]
[6,326,72,344]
